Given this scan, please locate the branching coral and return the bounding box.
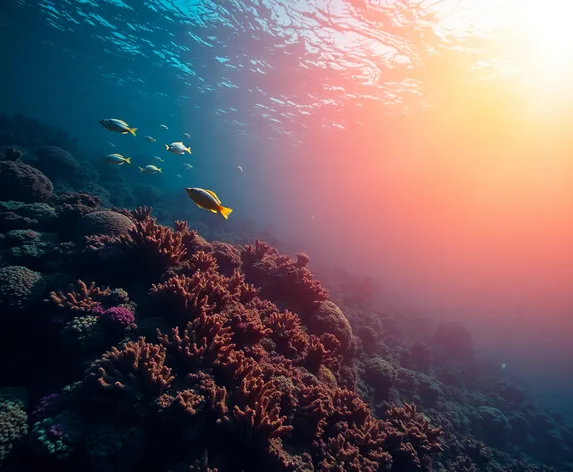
[305,333,343,373]
[156,312,235,368]
[88,337,174,400]
[218,364,294,446]
[241,239,328,312]
[383,403,443,471]
[41,212,446,471]
[119,216,187,277]
[48,279,111,312]
[264,310,309,362]
[149,270,247,323]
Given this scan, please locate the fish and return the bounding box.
[106,141,116,148]
[103,153,131,165]
[182,132,191,138]
[185,187,233,220]
[159,124,168,130]
[176,174,182,178]
[183,163,193,170]
[143,136,156,143]
[152,156,164,163]
[99,118,137,136]
[139,165,162,174]
[236,165,243,172]
[165,142,191,154]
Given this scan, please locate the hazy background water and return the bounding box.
[1,0,572,418]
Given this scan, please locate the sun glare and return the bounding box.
[510,1,573,85]
[441,0,573,110]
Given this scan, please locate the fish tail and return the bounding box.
[124,156,131,164]
[218,205,233,220]
[186,147,192,154]
[157,167,162,173]
[165,144,169,150]
[129,127,137,136]
[138,166,144,172]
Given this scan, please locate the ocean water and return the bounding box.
[0,0,572,471]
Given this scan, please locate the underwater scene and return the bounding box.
[0,0,572,471]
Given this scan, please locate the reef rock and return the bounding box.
[0,161,53,203]
[308,300,353,353]
[77,210,134,237]
[34,146,79,178]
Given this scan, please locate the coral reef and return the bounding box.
[0,117,571,472]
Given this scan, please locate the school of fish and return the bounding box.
[99,118,239,219]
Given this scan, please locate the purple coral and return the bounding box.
[30,393,62,423]
[99,306,135,331]
[47,423,64,439]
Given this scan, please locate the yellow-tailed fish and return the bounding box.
[143,136,156,143]
[99,119,137,136]
[103,153,131,165]
[159,124,168,130]
[185,187,233,220]
[152,156,164,163]
[165,142,191,154]
[139,165,162,174]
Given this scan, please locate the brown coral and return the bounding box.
[156,312,235,368]
[241,239,328,313]
[119,217,186,276]
[47,279,110,312]
[219,364,294,446]
[88,337,174,398]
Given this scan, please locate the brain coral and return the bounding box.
[0,387,28,466]
[0,161,54,202]
[34,146,79,177]
[307,300,353,353]
[0,265,46,313]
[77,210,134,237]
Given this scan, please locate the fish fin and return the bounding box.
[204,189,222,204]
[186,147,192,154]
[124,156,131,164]
[129,127,137,136]
[218,205,233,220]
[165,144,169,150]
[138,166,144,172]
[157,167,162,173]
[193,201,204,209]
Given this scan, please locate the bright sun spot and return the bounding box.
[508,0,573,83]
[441,0,573,110]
